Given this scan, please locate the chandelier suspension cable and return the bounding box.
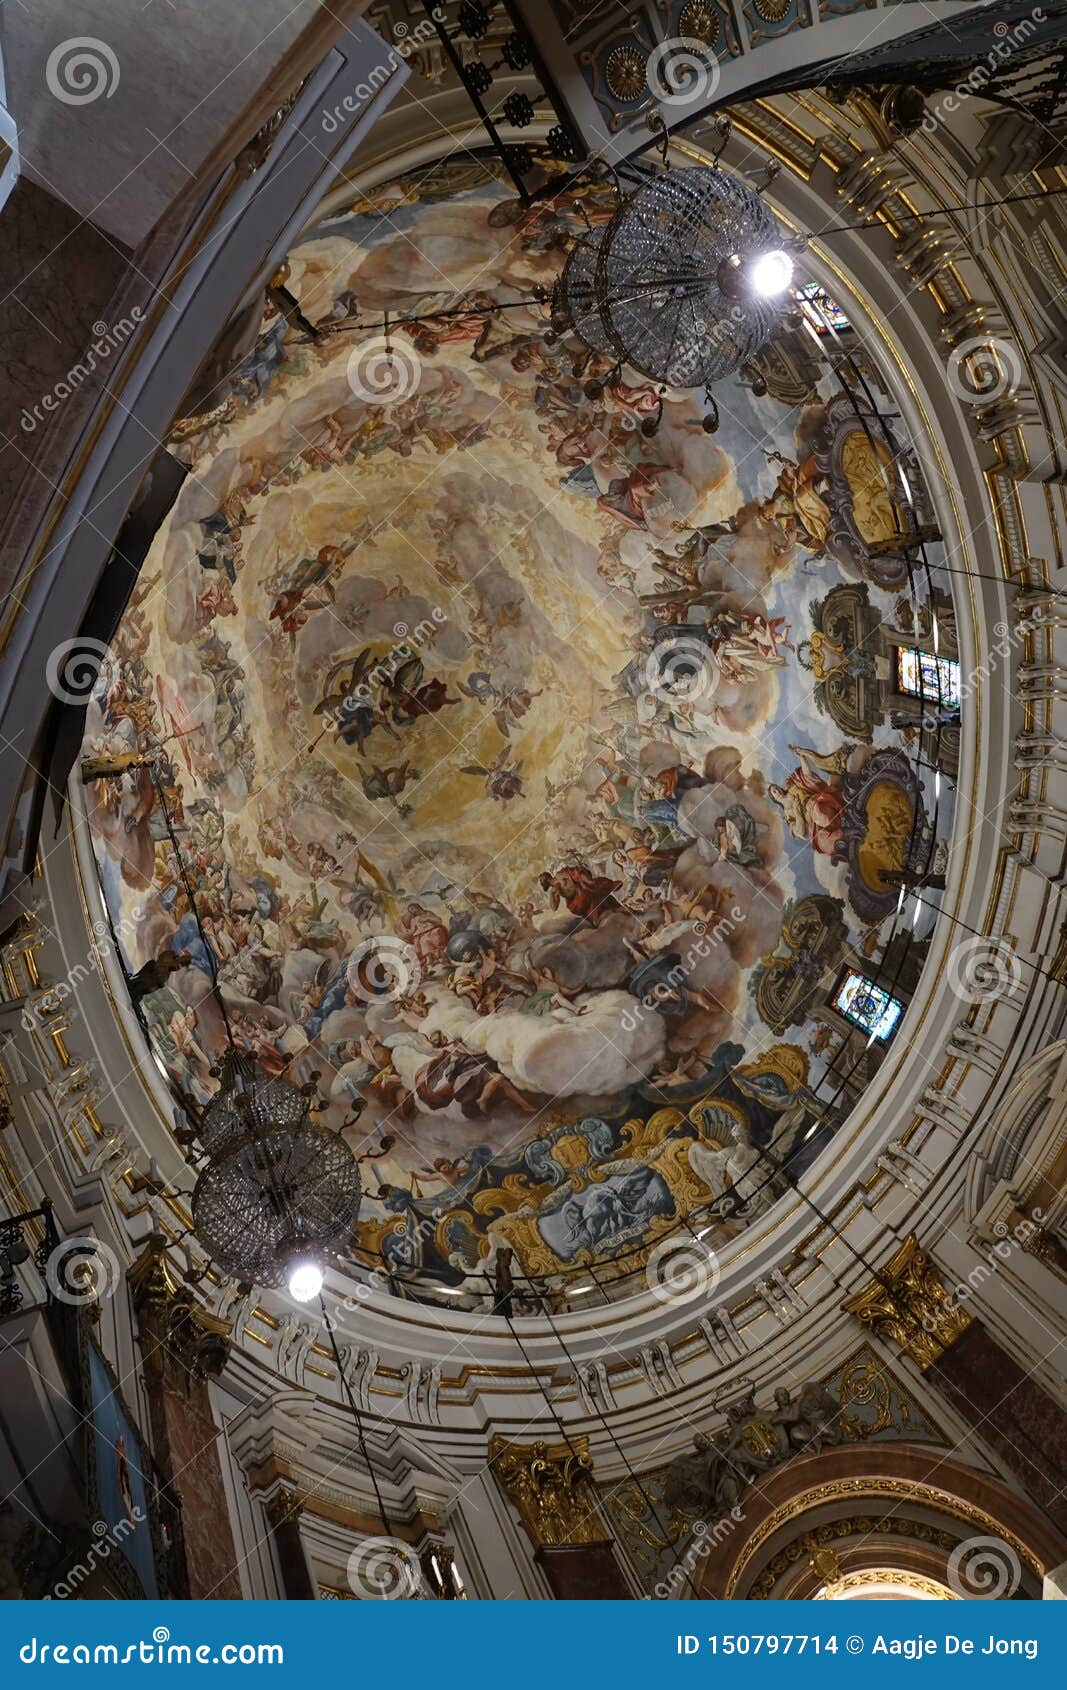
[926,560,1067,596]
[522,1300,706,1597]
[748,1135,938,1357]
[498,1302,701,1597]
[812,181,1067,238]
[319,1293,395,1539]
[295,267,773,346]
[148,763,237,1048]
[899,891,1066,991]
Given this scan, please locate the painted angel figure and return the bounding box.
[266,543,349,644]
[460,750,524,802]
[768,743,850,857]
[310,648,394,757]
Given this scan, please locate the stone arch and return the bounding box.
[694,1442,1066,1599]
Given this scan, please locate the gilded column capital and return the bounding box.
[489,1434,608,1548]
[1022,1226,1067,1281]
[842,1233,972,1369]
[262,1486,304,1531]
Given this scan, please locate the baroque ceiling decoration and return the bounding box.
[80,159,956,1302]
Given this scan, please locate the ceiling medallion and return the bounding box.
[604,43,648,102]
[753,0,791,21]
[679,2,721,46]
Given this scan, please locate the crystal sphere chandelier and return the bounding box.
[191,1051,362,1301]
[553,166,795,389]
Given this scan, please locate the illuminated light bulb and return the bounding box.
[288,1257,324,1302]
[749,249,794,297]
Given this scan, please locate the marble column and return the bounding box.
[929,1324,1067,1537]
[129,1237,242,1598]
[845,1233,1067,1535]
[263,1488,317,1601]
[489,1435,632,1599]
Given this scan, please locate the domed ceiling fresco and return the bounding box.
[82,161,957,1297]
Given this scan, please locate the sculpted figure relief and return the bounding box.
[663,1379,844,1516]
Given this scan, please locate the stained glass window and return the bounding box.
[794,281,851,335]
[896,646,961,708]
[831,969,904,1041]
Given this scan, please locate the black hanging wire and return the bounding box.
[812,182,1067,238]
[498,1301,702,1598]
[320,1292,395,1538]
[148,763,237,1046]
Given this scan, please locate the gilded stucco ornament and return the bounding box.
[263,1486,304,1530]
[604,44,647,102]
[843,1233,972,1369]
[128,1233,232,1382]
[680,3,720,47]
[490,1435,608,1547]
